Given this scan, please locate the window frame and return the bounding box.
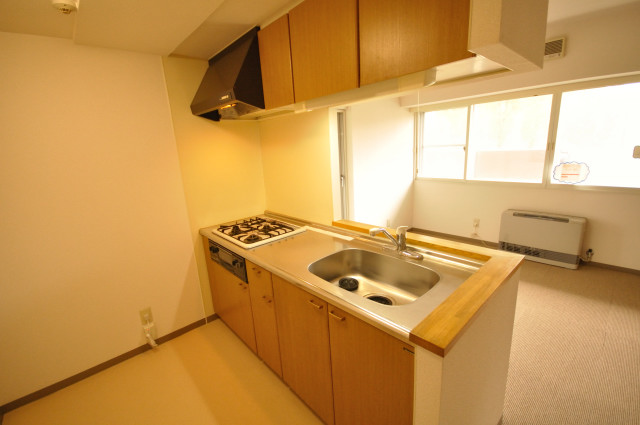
[414,74,640,193]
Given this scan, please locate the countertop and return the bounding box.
[200,213,524,357]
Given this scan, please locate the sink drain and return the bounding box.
[366,294,393,305]
[338,277,359,291]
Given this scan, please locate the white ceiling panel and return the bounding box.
[0,0,75,39]
[72,0,225,55]
[171,0,299,60]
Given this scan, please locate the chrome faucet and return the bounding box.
[369,226,423,260]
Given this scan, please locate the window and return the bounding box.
[551,82,640,188]
[467,95,552,183]
[416,78,640,190]
[417,95,552,183]
[419,107,467,179]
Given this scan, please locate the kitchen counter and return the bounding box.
[200,213,523,357]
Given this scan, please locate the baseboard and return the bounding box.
[586,261,640,275]
[0,315,219,416]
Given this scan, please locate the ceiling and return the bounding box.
[0,0,637,60]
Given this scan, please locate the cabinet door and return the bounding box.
[247,261,282,377]
[272,275,334,425]
[289,0,359,102]
[359,0,474,85]
[328,305,414,425]
[258,14,295,109]
[207,259,257,353]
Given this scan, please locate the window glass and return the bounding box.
[551,82,640,188]
[418,107,467,179]
[467,95,552,183]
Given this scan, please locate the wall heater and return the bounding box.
[499,210,587,269]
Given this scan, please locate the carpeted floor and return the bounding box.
[502,261,640,425]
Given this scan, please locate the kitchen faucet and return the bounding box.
[369,226,424,260]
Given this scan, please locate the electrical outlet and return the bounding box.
[471,218,480,238]
[139,307,153,325]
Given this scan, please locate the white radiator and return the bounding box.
[499,210,587,269]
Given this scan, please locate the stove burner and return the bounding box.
[229,225,243,236]
[215,216,304,247]
[243,233,262,243]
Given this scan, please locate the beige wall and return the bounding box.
[259,109,334,225]
[162,57,266,316]
[0,33,203,405]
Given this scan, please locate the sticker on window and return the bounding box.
[552,161,590,184]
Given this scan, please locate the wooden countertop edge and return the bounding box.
[332,220,524,357]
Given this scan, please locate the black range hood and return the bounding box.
[190,27,264,121]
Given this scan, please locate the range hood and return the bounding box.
[190,27,264,121]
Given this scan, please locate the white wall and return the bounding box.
[409,4,640,270]
[348,97,415,228]
[0,33,203,405]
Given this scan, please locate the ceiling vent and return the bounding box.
[544,37,566,60]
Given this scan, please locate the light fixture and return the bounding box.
[52,0,79,14]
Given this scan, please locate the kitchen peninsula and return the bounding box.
[200,213,523,425]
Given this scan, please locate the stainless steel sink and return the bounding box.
[308,248,440,306]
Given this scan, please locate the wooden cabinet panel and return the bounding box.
[328,305,415,425]
[289,0,359,102]
[272,275,334,425]
[247,261,282,377]
[258,15,295,109]
[202,239,257,353]
[359,0,474,86]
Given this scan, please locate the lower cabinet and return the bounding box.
[272,275,335,425]
[247,261,282,377]
[273,275,414,425]
[328,306,414,425]
[203,240,414,425]
[206,260,257,353]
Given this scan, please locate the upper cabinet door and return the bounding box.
[289,0,359,102]
[359,0,474,86]
[258,15,295,109]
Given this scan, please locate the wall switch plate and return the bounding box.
[139,307,153,325]
[633,146,640,158]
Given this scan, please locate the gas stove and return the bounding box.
[213,216,306,248]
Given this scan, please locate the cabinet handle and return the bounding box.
[329,311,345,322]
[308,299,323,310]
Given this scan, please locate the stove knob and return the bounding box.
[209,246,219,254]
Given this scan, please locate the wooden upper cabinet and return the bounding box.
[288,0,359,102]
[246,261,282,377]
[359,0,474,86]
[258,15,295,109]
